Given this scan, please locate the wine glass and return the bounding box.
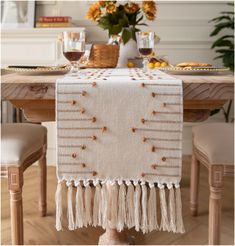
[136,31,155,72]
[62,31,85,77]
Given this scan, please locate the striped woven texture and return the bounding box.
[55,68,185,233]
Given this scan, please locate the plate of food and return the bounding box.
[4,65,70,75]
[158,62,229,75]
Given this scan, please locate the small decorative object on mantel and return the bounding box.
[36,16,73,28]
[86,1,158,67]
[1,0,35,29]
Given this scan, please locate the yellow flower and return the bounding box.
[98,1,106,7]
[142,0,156,21]
[145,12,155,20]
[124,3,140,14]
[106,2,117,14]
[86,3,101,21]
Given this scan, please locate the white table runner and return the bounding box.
[56,68,185,234]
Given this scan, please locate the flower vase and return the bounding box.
[117,39,139,68]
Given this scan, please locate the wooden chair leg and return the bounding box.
[38,152,47,217]
[208,165,224,245]
[8,167,24,245]
[190,151,200,216]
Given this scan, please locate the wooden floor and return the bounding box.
[1,156,234,245]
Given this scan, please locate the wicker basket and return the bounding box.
[87,44,119,68]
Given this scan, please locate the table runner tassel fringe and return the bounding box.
[126,182,135,229]
[84,184,92,226]
[101,184,108,229]
[159,185,169,231]
[134,184,141,231]
[175,187,185,233]
[141,184,148,233]
[67,183,75,230]
[168,186,176,232]
[55,182,63,231]
[93,183,101,227]
[148,185,158,231]
[117,182,126,232]
[110,183,118,227]
[55,181,185,233]
[75,184,84,228]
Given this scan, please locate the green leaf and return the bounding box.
[221,11,234,15]
[109,24,122,35]
[118,4,124,11]
[136,15,143,24]
[214,49,234,71]
[130,27,137,41]
[138,23,148,26]
[218,35,234,39]
[128,12,137,26]
[211,35,234,48]
[210,4,234,71]
[215,48,234,53]
[210,16,232,23]
[210,109,221,116]
[123,13,129,25]
[122,28,131,44]
[211,39,234,49]
[223,52,234,70]
[118,14,129,28]
[210,21,234,36]
[98,16,110,29]
[214,55,224,59]
[215,20,234,28]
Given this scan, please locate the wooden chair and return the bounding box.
[190,123,234,245]
[1,123,47,245]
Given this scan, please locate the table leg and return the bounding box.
[98,184,134,245]
[98,228,131,245]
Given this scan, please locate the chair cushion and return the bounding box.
[192,123,234,165]
[1,123,47,166]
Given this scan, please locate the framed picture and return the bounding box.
[1,0,35,28]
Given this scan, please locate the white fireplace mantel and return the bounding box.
[1,27,85,67]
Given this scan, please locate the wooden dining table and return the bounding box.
[1,70,234,245]
[1,71,234,123]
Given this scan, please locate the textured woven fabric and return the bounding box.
[193,123,234,165]
[55,68,184,233]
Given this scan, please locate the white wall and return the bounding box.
[36,0,233,64]
[36,0,233,165]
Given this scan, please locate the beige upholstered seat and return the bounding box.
[190,122,234,245]
[1,123,47,245]
[192,123,234,165]
[1,123,47,166]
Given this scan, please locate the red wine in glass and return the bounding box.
[139,48,153,56]
[62,31,85,76]
[63,51,85,62]
[137,31,155,72]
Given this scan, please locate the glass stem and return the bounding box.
[70,62,78,76]
[143,57,148,72]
